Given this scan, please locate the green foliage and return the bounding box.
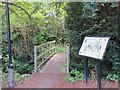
[65,68,84,83]
[2,54,33,74]
[2,55,9,73]
[2,71,30,83]
[107,74,118,82]
[1,1,119,83]
[70,68,84,81]
[1,2,67,83]
[65,2,119,82]
[56,44,66,53]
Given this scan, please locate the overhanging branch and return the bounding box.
[2,2,31,20]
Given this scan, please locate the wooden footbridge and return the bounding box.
[15,40,70,88]
[2,41,118,89]
[33,40,69,73]
[17,53,69,88]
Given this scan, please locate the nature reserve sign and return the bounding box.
[78,37,110,90]
[79,37,110,60]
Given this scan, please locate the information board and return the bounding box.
[79,37,110,60]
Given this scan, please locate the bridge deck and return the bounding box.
[40,53,66,73]
[16,53,69,88]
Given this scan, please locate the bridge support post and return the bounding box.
[42,47,44,62]
[67,44,70,73]
[34,46,37,72]
[54,41,56,53]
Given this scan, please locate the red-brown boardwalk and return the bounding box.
[3,53,118,88]
[16,53,69,88]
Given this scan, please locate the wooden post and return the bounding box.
[34,46,37,72]
[51,43,52,55]
[51,44,53,54]
[54,41,56,53]
[42,47,44,62]
[50,43,51,55]
[47,44,49,58]
[67,44,70,73]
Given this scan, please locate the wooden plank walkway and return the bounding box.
[16,53,69,88]
[40,53,66,73]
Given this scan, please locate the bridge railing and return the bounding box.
[34,40,56,72]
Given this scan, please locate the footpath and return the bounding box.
[3,53,118,89]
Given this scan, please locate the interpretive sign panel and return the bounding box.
[79,37,110,60]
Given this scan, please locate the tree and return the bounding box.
[1,2,67,74]
[65,2,119,81]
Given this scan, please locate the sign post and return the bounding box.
[6,0,14,88]
[98,60,102,90]
[84,57,88,84]
[79,37,110,90]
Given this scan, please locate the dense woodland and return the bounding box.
[0,2,119,83]
[66,2,120,82]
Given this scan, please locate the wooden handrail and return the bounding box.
[36,47,56,60]
[34,40,56,72]
[36,40,56,48]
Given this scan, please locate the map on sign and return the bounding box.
[79,37,110,60]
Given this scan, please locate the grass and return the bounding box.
[56,44,67,53]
